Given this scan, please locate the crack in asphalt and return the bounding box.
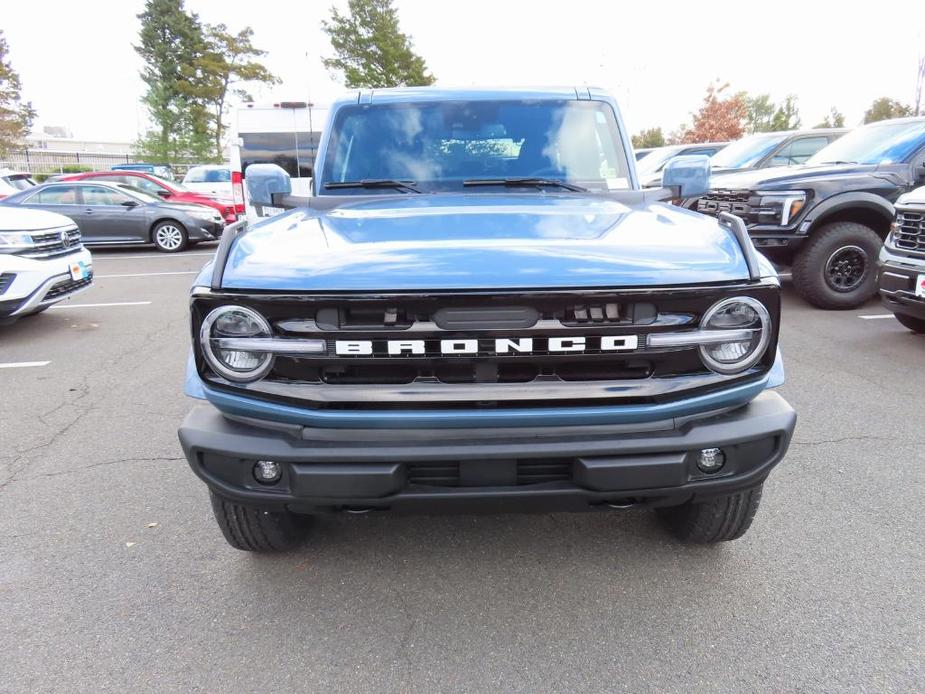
[1,315,186,492]
[9,456,185,485]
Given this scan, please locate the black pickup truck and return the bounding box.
[690,118,925,309]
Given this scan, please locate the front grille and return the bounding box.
[407,459,572,487]
[0,273,14,295]
[43,272,93,301]
[193,285,780,410]
[696,190,753,217]
[19,226,83,259]
[893,209,925,253]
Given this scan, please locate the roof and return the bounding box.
[331,86,604,107]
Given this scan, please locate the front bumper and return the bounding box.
[178,390,796,514]
[189,220,225,242]
[0,247,93,317]
[878,246,925,319]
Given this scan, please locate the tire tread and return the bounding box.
[658,485,763,544]
[209,492,307,552]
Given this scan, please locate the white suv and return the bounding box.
[0,207,93,322]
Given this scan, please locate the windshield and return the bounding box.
[319,100,630,193]
[806,120,925,166]
[116,185,163,203]
[184,167,230,183]
[710,132,789,169]
[635,146,681,176]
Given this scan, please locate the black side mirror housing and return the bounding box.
[121,199,140,208]
[156,189,171,198]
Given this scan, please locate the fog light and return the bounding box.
[253,460,282,484]
[697,447,725,473]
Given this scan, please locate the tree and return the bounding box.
[769,95,801,131]
[742,93,775,133]
[322,0,435,88]
[0,31,36,157]
[631,127,665,149]
[681,82,747,143]
[135,0,210,162]
[863,97,913,123]
[815,107,845,128]
[190,25,279,160]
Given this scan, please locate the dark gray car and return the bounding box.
[0,181,225,252]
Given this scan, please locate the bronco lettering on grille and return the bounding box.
[334,335,639,357]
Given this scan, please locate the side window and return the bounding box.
[29,186,79,204]
[788,137,830,165]
[81,185,130,206]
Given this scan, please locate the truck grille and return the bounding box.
[893,210,924,253]
[696,190,752,217]
[193,285,780,411]
[19,226,82,259]
[407,459,571,487]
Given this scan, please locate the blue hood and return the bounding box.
[222,194,753,291]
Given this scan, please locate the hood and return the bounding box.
[221,194,755,291]
[0,205,77,231]
[709,163,879,191]
[898,185,925,206]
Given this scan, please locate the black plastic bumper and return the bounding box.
[878,251,925,320]
[178,391,796,514]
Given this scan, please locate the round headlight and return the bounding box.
[699,297,771,375]
[200,305,273,382]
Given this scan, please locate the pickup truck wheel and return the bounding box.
[894,312,925,333]
[791,222,881,309]
[151,220,188,253]
[656,485,763,543]
[209,492,308,552]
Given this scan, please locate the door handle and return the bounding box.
[84,208,94,214]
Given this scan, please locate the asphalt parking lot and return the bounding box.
[1,246,922,693]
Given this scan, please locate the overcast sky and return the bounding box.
[4,0,924,142]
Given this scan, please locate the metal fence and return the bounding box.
[0,149,133,175]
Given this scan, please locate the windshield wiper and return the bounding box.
[325,179,422,193]
[816,160,858,165]
[463,177,588,192]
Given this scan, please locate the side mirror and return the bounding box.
[245,164,291,206]
[156,189,171,198]
[121,199,140,208]
[915,165,925,182]
[661,155,711,199]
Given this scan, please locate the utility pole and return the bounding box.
[915,53,925,116]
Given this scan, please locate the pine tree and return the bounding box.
[0,31,36,157]
[322,0,435,88]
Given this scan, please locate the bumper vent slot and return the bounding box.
[0,273,14,295]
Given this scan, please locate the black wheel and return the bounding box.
[656,485,764,544]
[209,492,309,552]
[894,312,925,333]
[151,220,188,253]
[791,222,882,309]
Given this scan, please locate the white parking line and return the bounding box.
[50,301,152,309]
[858,314,895,320]
[0,361,51,369]
[96,271,199,278]
[92,252,214,260]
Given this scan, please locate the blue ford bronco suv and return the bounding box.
[178,87,797,551]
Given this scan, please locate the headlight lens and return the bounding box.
[200,305,274,382]
[699,297,771,374]
[756,190,806,226]
[0,231,35,253]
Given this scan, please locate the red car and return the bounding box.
[58,170,241,225]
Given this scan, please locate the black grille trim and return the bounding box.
[192,283,780,410]
[0,273,14,295]
[18,226,83,259]
[43,272,93,301]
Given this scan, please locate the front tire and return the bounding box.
[151,220,188,253]
[656,485,764,544]
[894,312,925,333]
[791,222,881,309]
[209,492,309,552]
